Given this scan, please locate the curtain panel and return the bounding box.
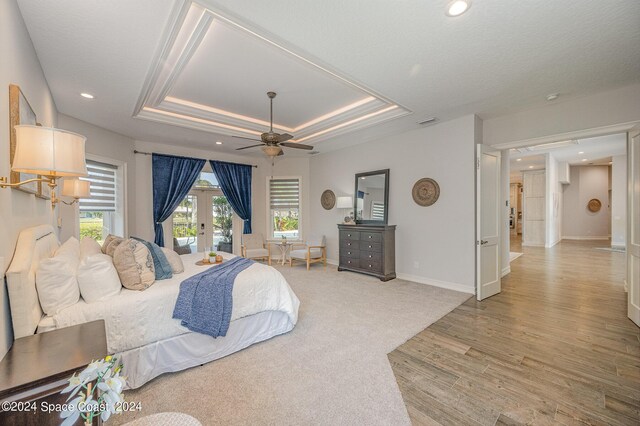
[210,160,253,234]
[152,153,206,247]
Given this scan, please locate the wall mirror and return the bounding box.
[354,169,389,224]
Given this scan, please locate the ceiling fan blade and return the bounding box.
[280,142,314,150]
[277,133,294,142]
[233,135,263,143]
[236,144,264,151]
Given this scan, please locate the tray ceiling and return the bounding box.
[135,2,409,145]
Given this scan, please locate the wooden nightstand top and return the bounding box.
[0,320,108,399]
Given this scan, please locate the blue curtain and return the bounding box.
[210,160,253,234]
[153,154,206,247]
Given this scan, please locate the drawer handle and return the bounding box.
[348,251,351,255]
[368,255,372,258]
[368,264,372,268]
[368,245,372,248]
[368,235,372,239]
[348,260,351,264]
[347,243,351,246]
[347,234,351,237]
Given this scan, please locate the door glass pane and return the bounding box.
[212,196,233,252]
[172,194,197,254]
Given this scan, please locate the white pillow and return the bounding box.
[160,247,185,274]
[56,236,80,260]
[36,243,80,315]
[80,237,102,260]
[78,254,122,303]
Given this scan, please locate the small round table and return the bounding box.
[275,241,293,265]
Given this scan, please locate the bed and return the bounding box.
[5,225,300,388]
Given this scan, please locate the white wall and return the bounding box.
[501,149,511,276]
[483,84,640,146]
[57,114,137,242]
[309,115,478,293]
[0,0,58,360]
[611,155,627,247]
[132,140,310,249]
[545,154,562,247]
[562,166,610,240]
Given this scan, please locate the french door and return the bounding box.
[171,190,240,255]
[628,130,640,326]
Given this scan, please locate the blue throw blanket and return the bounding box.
[173,257,254,338]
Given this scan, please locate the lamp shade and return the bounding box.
[336,196,353,209]
[12,125,87,177]
[262,145,282,157]
[61,178,91,199]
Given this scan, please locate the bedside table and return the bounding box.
[0,320,108,426]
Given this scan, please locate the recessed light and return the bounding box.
[578,151,584,154]
[609,161,613,164]
[546,93,559,101]
[581,159,587,162]
[528,166,534,169]
[446,0,471,17]
[215,141,223,145]
[80,93,94,99]
[516,158,522,162]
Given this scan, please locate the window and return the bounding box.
[79,158,124,244]
[268,177,301,240]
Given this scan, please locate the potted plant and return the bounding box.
[213,196,233,253]
[209,251,216,263]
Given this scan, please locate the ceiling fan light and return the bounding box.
[262,146,282,158]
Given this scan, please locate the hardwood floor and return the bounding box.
[389,238,639,425]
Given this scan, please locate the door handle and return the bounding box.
[480,240,488,245]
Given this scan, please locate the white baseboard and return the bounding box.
[522,242,545,247]
[328,259,473,294]
[562,236,610,241]
[501,266,511,277]
[545,239,561,248]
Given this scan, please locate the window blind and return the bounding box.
[269,178,299,210]
[79,160,117,212]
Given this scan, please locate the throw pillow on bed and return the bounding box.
[132,237,172,280]
[36,237,80,315]
[113,239,156,290]
[78,253,122,303]
[105,237,124,257]
[101,234,122,254]
[160,247,185,274]
[80,236,102,259]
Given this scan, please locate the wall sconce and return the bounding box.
[59,178,91,205]
[0,125,87,207]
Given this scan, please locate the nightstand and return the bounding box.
[0,320,108,426]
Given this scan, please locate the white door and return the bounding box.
[628,131,640,326]
[477,144,502,301]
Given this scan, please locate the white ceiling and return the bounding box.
[17,0,640,155]
[509,133,627,180]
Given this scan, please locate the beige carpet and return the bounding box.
[113,265,471,425]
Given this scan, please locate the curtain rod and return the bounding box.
[133,150,258,168]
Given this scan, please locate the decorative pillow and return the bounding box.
[105,237,125,257]
[112,239,156,290]
[160,247,185,274]
[36,241,80,315]
[101,234,121,254]
[56,236,80,259]
[132,237,172,280]
[80,237,102,260]
[78,254,122,303]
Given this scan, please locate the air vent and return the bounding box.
[417,117,438,125]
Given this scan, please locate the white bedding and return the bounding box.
[46,253,300,353]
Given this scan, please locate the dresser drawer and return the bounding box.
[360,241,381,252]
[340,257,359,268]
[340,230,360,240]
[341,247,359,258]
[340,239,360,250]
[360,231,382,242]
[359,250,382,263]
[360,260,382,273]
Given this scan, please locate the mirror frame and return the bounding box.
[354,168,390,225]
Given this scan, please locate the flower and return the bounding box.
[60,394,83,426]
[78,359,107,382]
[61,373,89,401]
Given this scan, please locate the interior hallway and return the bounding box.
[389,239,639,425]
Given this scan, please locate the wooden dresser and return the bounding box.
[338,224,396,281]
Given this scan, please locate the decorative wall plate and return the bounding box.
[587,198,601,212]
[321,189,336,210]
[412,178,440,206]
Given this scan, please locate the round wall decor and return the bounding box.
[321,189,336,210]
[412,178,440,206]
[587,198,601,212]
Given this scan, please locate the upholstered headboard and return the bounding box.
[6,224,59,338]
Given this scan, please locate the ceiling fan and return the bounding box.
[233,91,313,157]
